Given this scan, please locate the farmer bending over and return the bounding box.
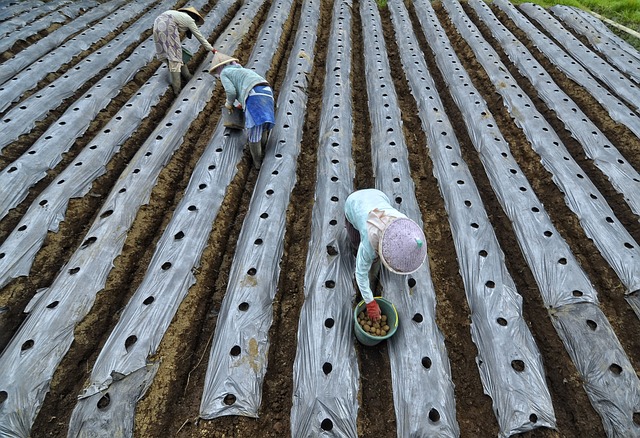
[153,6,214,93]
[345,189,427,321]
[209,51,275,170]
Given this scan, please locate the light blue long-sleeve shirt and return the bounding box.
[219,64,268,109]
[345,189,406,304]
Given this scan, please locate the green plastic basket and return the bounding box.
[182,47,193,63]
[353,297,398,346]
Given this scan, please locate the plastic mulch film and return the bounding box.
[289,0,359,436]
[0,1,44,22]
[0,4,231,438]
[427,0,596,315]
[448,0,640,300]
[0,0,128,84]
[0,0,70,36]
[491,0,640,141]
[549,302,640,438]
[0,0,153,111]
[0,0,147,107]
[436,1,640,435]
[519,3,640,111]
[398,1,555,435]
[556,6,640,66]
[0,0,96,53]
[199,0,316,419]
[0,0,170,285]
[0,0,161,141]
[0,30,160,222]
[471,0,640,318]
[467,1,640,231]
[66,2,262,435]
[360,0,459,436]
[0,71,167,289]
[551,6,640,83]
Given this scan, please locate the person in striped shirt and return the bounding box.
[153,6,214,93]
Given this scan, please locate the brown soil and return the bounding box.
[1,1,640,437]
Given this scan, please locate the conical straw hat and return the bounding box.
[378,218,427,275]
[209,51,239,73]
[178,6,204,25]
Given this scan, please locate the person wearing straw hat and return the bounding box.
[209,51,275,170]
[153,6,214,94]
[344,189,427,321]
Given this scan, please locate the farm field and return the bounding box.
[1,0,640,437]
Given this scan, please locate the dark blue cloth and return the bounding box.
[245,85,275,130]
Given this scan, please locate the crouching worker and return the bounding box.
[153,6,215,94]
[209,51,275,170]
[345,189,427,321]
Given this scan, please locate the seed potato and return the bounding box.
[358,309,390,337]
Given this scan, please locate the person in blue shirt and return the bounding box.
[209,51,275,169]
[344,189,427,321]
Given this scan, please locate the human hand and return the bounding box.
[234,102,242,110]
[366,300,381,321]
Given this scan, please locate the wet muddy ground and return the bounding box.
[1,0,640,437]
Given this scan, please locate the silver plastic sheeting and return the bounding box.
[0,0,152,107]
[290,0,359,436]
[0,0,83,51]
[519,3,640,111]
[467,0,640,220]
[492,0,640,141]
[0,0,227,289]
[551,303,640,437]
[0,0,128,84]
[467,0,640,317]
[1,0,65,38]
[557,6,640,66]
[0,1,44,22]
[0,0,162,288]
[425,0,597,311]
[0,34,159,221]
[629,291,640,322]
[551,6,640,83]
[0,72,166,289]
[360,0,459,436]
[0,0,161,142]
[199,0,316,420]
[452,0,640,298]
[402,1,555,435]
[67,364,159,438]
[0,0,227,435]
[66,1,258,436]
[440,1,640,435]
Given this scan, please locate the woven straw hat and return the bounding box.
[178,6,204,25]
[209,51,239,73]
[378,218,427,275]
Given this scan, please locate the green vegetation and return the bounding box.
[376,0,388,8]
[507,0,640,49]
